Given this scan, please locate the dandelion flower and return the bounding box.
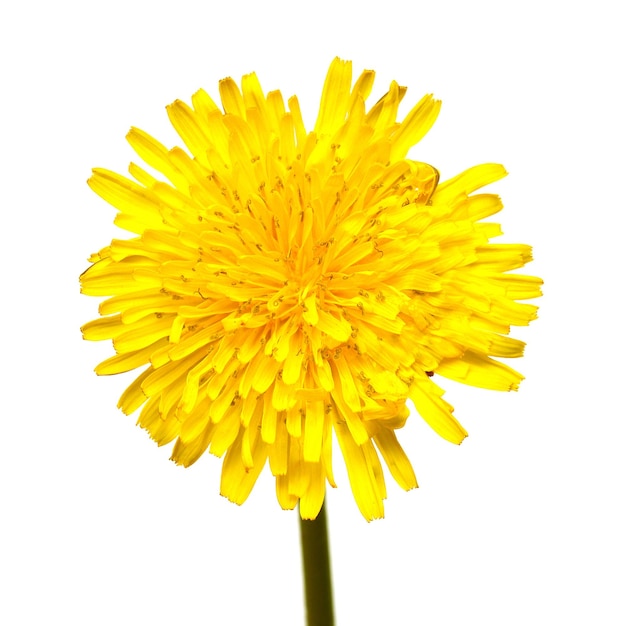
[81,58,541,520]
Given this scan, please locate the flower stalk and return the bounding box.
[299,502,334,626]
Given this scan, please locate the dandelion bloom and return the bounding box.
[81,58,541,520]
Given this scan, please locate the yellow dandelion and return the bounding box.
[81,58,541,521]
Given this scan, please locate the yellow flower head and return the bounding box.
[81,58,541,520]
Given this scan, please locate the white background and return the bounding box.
[2,1,624,624]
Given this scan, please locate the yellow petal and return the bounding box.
[409,379,467,445]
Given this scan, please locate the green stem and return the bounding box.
[299,501,335,626]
